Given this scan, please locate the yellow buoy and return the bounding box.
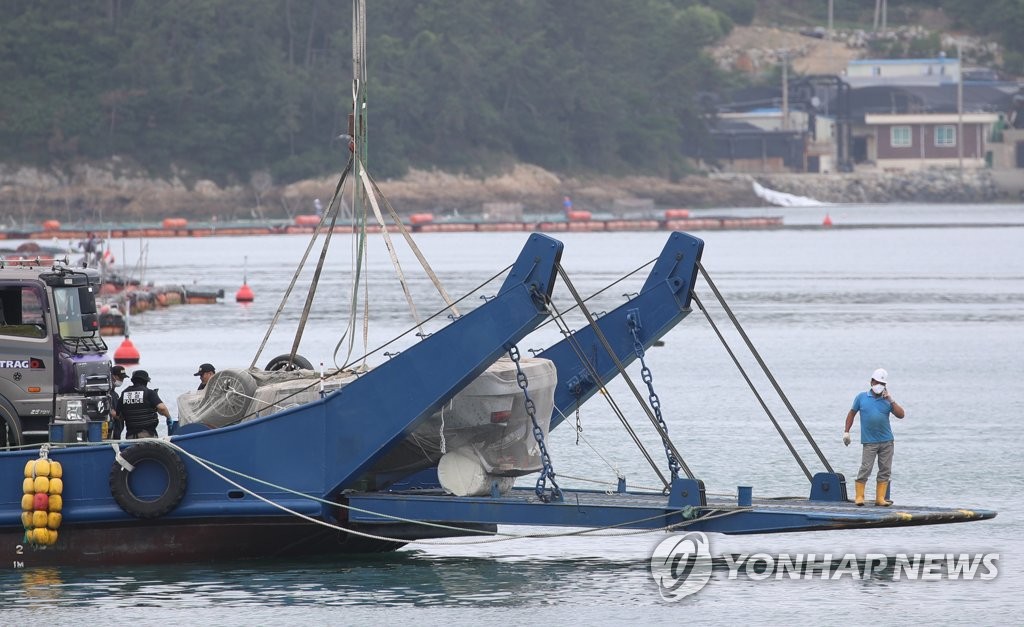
[31,510,48,529]
[48,477,63,495]
[47,512,62,530]
[48,495,63,512]
[20,511,32,529]
[31,526,49,544]
[24,460,34,478]
[21,494,34,511]
[34,459,51,478]
[49,460,62,479]
[33,476,50,494]
[23,477,34,494]
[47,529,58,546]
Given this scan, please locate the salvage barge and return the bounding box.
[0,232,994,569]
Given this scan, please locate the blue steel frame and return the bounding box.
[0,234,563,526]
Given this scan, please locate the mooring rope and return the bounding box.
[152,439,745,545]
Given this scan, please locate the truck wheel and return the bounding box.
[0,401,23,449]
[264,353,314,371]
[195,369,259,428]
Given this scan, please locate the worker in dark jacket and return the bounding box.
[107,365,128,439]
[117,370,172,439]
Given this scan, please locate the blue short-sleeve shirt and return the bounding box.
[852,391,895,443]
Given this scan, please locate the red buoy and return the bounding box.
[822,213,833,227]
[236,282,254,303]
[236,256,255,302]
[114,337,140,364]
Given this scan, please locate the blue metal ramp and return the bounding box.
[345,487,996,536]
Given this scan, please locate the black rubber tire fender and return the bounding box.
[109,441,188,518]
[264,353,314,371]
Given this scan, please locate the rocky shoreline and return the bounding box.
[746,168,1007,205]
[0,161,1014,226]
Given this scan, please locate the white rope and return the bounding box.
[110,442,134,472]
[439,400,449,455]
[159,439,742,546]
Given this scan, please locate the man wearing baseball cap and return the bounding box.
[117,370,172,439]
[843,368,906,506]
[194,363,216,391]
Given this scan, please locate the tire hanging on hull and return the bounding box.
[109,442,188,518]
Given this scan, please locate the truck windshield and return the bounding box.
[53,286,94,338]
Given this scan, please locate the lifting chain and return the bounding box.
[574,402,583,446]
[508,344,562,503]
[627,311,680,481]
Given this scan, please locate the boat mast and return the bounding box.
[352,0,367,214]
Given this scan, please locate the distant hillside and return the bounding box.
[0,0,1016,223]
[749,0,1022,73]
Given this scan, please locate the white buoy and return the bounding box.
[437,447,515,497]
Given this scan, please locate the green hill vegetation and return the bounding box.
[0,0,1018,187]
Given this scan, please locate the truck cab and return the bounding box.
[0,260,111,448]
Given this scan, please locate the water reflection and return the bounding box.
[0,552,655,609]
[19,567,64,602]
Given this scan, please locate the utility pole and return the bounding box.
[873,0,888,31]
[827,0,834,73]
[781,51,789,131]
[957,39,964,174]
[828,0,833,39]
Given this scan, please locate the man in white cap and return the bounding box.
[843,368,905,506]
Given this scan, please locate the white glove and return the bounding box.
[842,432,851,447]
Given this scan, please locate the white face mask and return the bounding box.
[871,384,885,395]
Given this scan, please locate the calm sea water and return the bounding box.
[3,203,1022,624]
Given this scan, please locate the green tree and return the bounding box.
[0,0,734,182]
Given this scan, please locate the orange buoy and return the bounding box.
[114,337,140,364]
[822,213,833,227]
[664,208,691,219]
[162,217,188,229]
[236,282,254,303]
[294,214,320,226]
[409,212,434,225]
[42,220,61,231]
[236,256,254,302]
[566,210,592,222]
